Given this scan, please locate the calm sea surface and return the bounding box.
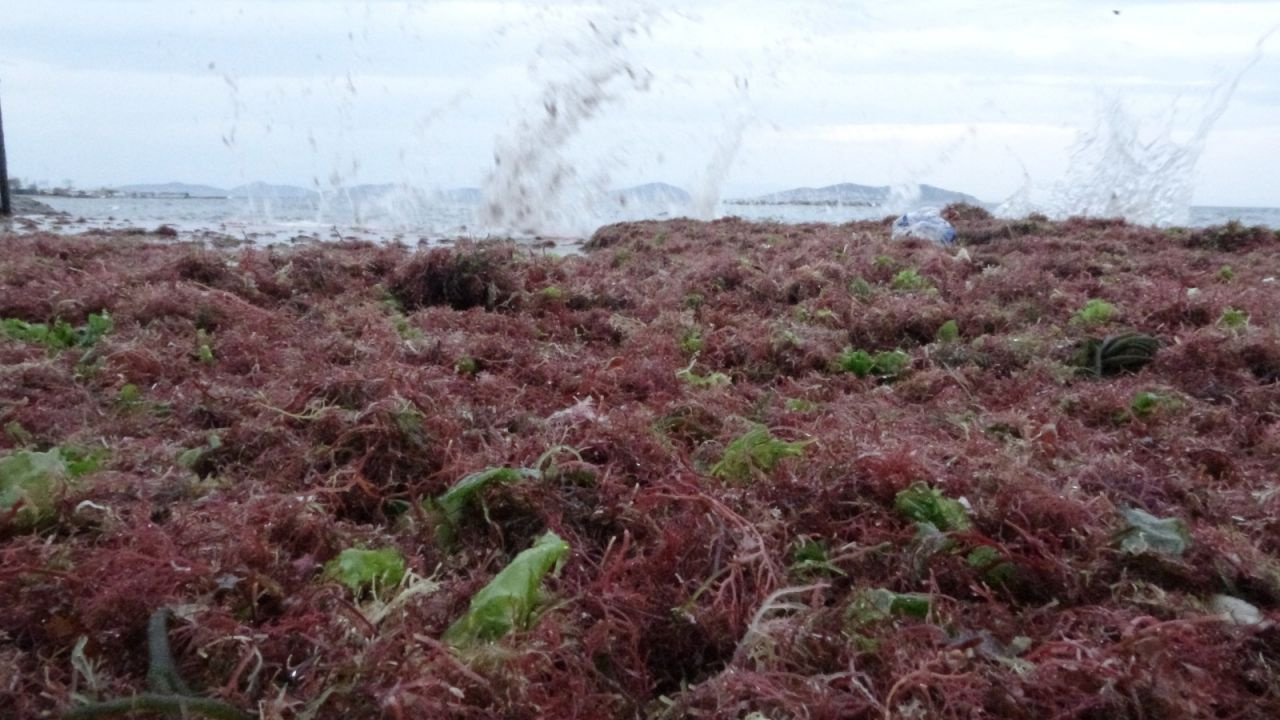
[19,195,1280,246]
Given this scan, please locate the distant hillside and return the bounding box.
[611,182,691,205]
[114,182,228,198]
[437,187,483,203]
[228,182,318,199]
[730,182,979,207]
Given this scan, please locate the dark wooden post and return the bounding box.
[0,88,11,216]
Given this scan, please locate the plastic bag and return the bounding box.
[892,207,957,245]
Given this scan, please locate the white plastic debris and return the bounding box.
[1210,594,1263,625]
[892,207,957,246]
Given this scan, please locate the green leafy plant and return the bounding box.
[195,329,216,365]
[834,348,910,379]
[1219,307,1249,330]
[846,588,931,628]
[675,365,731,388]
[849,277,874,300]
[678,327,705,355]
[177,433,222,473]
[891,268,932,291]
[1118,507,1190,557]
[444,530,570,645]
[789,538,845,577]
[966,545,1018,586]
[1217,265,1234,282]
[430,448,576,546]
[436,466,537,530]
[785,398,817,413]
[117,383,144,410]
[1130,390,1178,419]
[894,483,973,532]
[710,425,809,483]
[324,547,407,595]
[1,450,72,530]
[1131,391,1160,418]
[1072,298,1117,326]
[1,447,104,530]
[0,311,112,353]
[936,319,959,343]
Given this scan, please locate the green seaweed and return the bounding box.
[430,449,578,546]
[1,450,72,529]
[675,358,731,388]
[891,268,932,291]
[1,447,103,530]
[834,348,910,379]
[324,547,407,595]
[894,483,973,532]
[1219,307,1249,331]
[789,538,845,578]
[436,466,536,530]
[1072,298,1117,326]
[1118,507,1191,557]
[710,425,809,483]
[444,531,570,645]
[1,311,112,354]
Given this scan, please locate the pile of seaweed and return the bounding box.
[2,209,1279,719]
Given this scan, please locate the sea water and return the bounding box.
[23,194,1280,247]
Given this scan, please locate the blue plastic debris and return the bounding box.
[892,207,957,246]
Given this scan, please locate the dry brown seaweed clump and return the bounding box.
[2,215,1280,719]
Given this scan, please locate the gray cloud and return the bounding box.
[2,0,1277,205]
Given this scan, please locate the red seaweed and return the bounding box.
[2,214,1279,718]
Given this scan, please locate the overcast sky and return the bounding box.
[2,0,1278,208]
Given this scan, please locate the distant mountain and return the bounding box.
[437,187,483,203]
[228,182,318,199]
[611,182,691,205]
[730,182,979,207]
[323,183,398,202]
[114,182,228,198]
[917,184,981,206]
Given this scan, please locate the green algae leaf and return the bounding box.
[436,466,536,529]
[78,312,114,348]
[936,319,960,343]
[789,538,846,578]
[847,588,932,627]
[0,312,112,352]
[710,425,809,483]
[0,449,71,529]
[1072,298,1117,326]
[894,483,973,532]
[444,531,570,646]
[675,366,731,388]
[835,348,910,379]
[966,545,1018,585]
[324,547,407,595]
[1118,507,1190,557]
[835,348,874,376]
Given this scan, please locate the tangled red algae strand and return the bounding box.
[2,212,1280,718]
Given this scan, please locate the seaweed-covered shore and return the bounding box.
[3,209,1280,718]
